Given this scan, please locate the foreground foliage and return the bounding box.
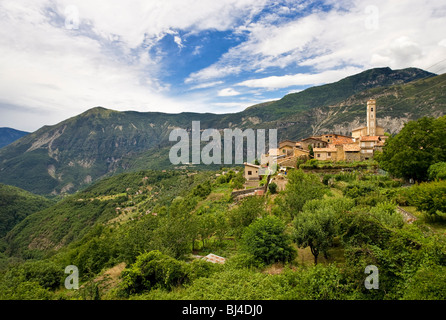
[0,165,445,300]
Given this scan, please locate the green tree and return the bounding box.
[428,162,446,180]
[409,180,446,218]
[376,116,446,181]
[268,182,278,194]
[369,201,404,228]
[293,207,337,265]
[120,250,189,295]
[308,145,314,158]
[241,216,296,265]
[228,196,265,239]
[151,196,198,258]
[230,170,245,190]
[283,169,328,217]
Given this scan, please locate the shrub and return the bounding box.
[370,201,404,228]
[282,169,328,216]
[409,180,446,217]
[428,162,446,181]
[403,265,446,300]
[191,182,212,199]
[120,250,189,295]
[228,196,265,239]
[282,264,350,300]
[268,182,278,194]
[241,216,296,266]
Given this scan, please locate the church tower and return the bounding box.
[366,99,376,136]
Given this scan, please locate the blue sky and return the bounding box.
[0,0,445,131]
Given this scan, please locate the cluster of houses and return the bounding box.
[244,99,388,180]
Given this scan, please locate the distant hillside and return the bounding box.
[242,67,436,122]
[4,169,215,258]
[0,67,443,195]
[0,184,53,243]
[0,128,28,149]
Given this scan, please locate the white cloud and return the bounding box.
[1,0,446,131]
[186,65,242,83]
[173,35,184,49]
[188,0,446,83]
[218,88,242,97]
[190,81,224,90]
[237,67,363,89]
[0,0,267,130]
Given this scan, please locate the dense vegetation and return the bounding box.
[0,115,445,300]
[376,116,446,181]
[0,165,444,300]
[0,184,53,245]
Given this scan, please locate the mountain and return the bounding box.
[0,128,28,149]
[0,67,444,195]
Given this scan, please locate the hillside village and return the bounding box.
[244,99,388,182]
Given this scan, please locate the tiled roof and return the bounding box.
[331,136,354,145]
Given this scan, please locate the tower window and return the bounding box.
[371,108,374,111]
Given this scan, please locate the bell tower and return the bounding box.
[366,99,376,136]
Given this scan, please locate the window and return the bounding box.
[371,108,373,111]
[248,171,252,175]
[317,154,321,158]
[327,152,331,157]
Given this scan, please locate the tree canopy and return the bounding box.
[376,116,446,181]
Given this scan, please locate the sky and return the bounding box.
[0,0,445,132]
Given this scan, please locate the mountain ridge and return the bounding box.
[0,66,444,195]
[0,128,29,149]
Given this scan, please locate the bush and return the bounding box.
[409,180,446,217]
[120,250,189,295]
[282,264,350,300]
[428,162,446,181]
[268,182,278,194]
[182,268,291,300]
[228,196,266,239]
[403,265,446,300]
[241,216,296,266]
[370,201,404,228]
[191,182,212,199]
[343,181,375,199]
[282,169,328,216]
